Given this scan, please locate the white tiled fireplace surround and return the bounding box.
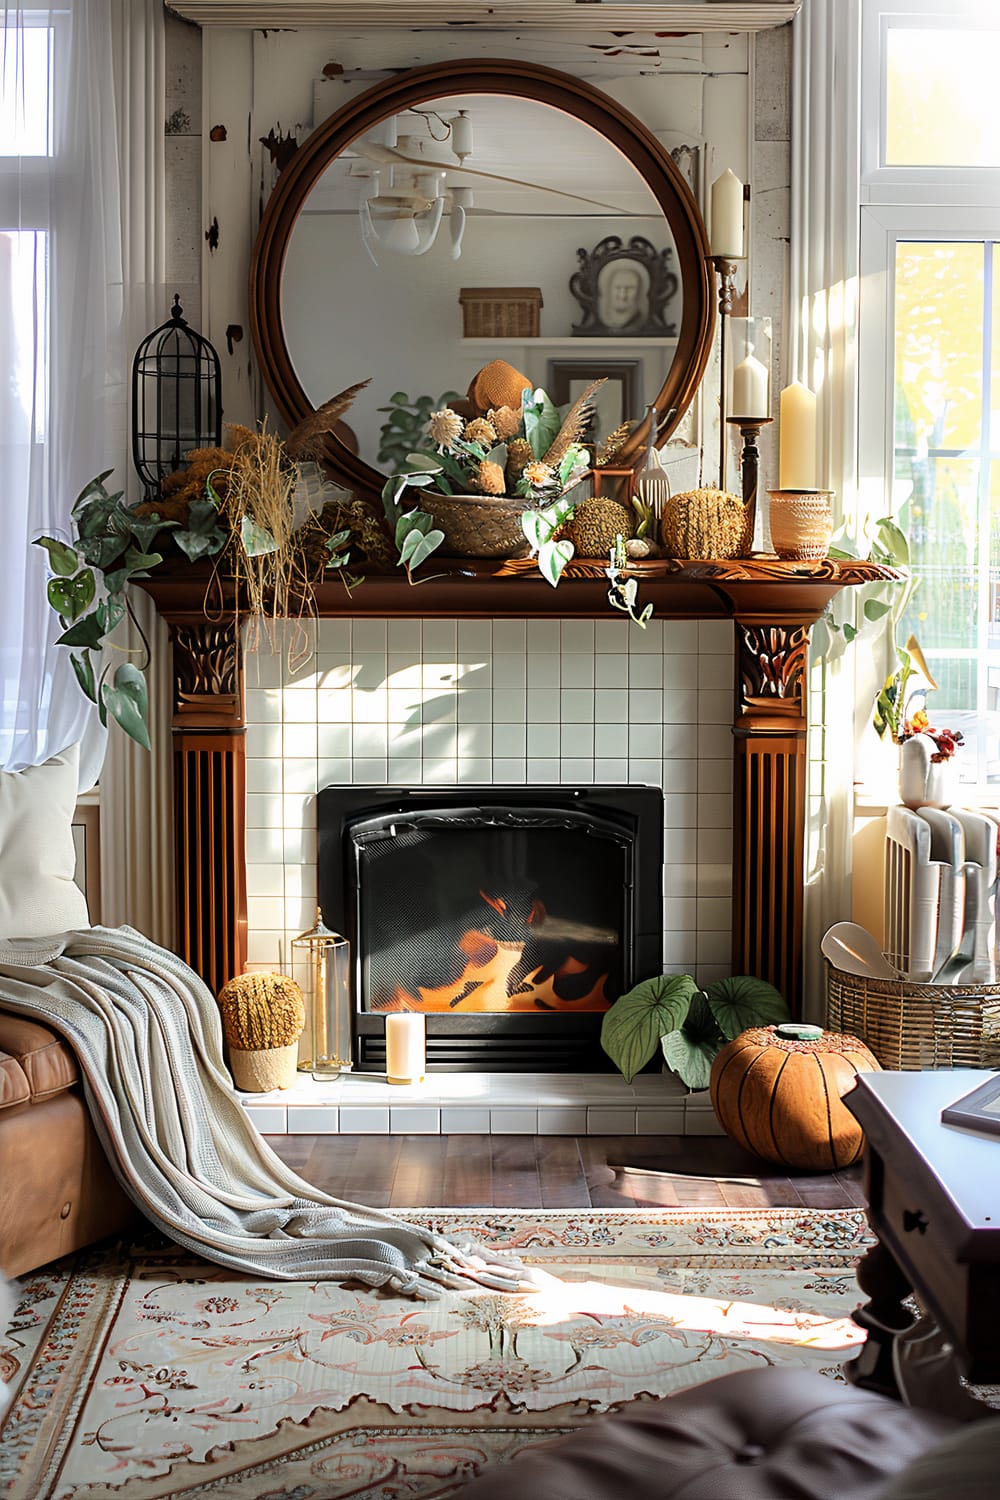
[241,614,733,1138]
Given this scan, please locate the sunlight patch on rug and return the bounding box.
[0,1207,872,1500]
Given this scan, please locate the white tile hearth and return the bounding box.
[241,1072,725,1138]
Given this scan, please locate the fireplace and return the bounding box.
[318,784,663,1071]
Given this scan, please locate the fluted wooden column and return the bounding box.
[731,612,812,1012]
[165,616,247,995]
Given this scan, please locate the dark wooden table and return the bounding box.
[844,1070,1000,1396]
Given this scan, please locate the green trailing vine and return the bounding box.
[34,471,227,749]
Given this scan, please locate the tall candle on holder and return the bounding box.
[385,1013,425,1084]
[731,354,769,419]
[710,169,745,259]
[778,380,818,490]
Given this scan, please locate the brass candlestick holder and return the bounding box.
[727,415,773,546]
[708,254,743,492]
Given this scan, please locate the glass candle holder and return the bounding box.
[728,316,773,419]
[291,910,353,1079]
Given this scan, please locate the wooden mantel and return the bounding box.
[142,557,895,1011]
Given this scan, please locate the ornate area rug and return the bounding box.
[1,1207,871,1500]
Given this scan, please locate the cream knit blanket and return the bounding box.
[0,926,527,1300]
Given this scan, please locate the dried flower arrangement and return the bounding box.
[382,358,651,593]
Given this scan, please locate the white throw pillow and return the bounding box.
[0,746,90,939]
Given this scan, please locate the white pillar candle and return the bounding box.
[710,169,745,258]
[731,354,770,419]
[385,1012,425,1084]
[778,380,818,490]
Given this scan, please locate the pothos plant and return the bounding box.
[600,972,789,1091]
[33,470,227,749]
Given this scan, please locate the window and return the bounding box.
[859,2,1000,789]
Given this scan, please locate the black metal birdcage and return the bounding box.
[131,295,222,500]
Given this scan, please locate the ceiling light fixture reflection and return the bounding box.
[357,110,474,264]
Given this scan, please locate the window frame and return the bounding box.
[860,0,1000,203]
[857,0,1000,799]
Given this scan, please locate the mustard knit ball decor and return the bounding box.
[217,972,306,1092]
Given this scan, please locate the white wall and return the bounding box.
[164,15,792,1000]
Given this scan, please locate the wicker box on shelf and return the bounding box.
[825,962,1000,1070]
[459,287,543,338]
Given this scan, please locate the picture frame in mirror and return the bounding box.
[547,358,640,455]
[569,235,680,338]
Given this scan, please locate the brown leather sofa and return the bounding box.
[452,1367,999,1500]
[0,1009,137,1278]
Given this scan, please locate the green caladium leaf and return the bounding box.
[69,650,97,704]
[74,531,130,570]
[240,515,278,556]
[537,537,574,588]
[96,596,126,635]
[382,474,411,528]
[103,551,163,596]
[56,612,105,648]
[47,569,96,622]
[102,662,150,750]
[174,498,227,561]
[33,535,80,576]
[124,513,176,553]
[660,1026,716,1092]
[600,973,698,1084]
[863,599,891,622]
[522,386,562,460]
[399,525,445,570]
[703,975,788,1038]
[395,510,433,548]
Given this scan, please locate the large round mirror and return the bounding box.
[250,59,715,499]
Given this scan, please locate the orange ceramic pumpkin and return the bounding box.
[709,1023,881,1171]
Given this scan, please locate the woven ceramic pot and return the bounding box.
[419,494,531,558]
[709,1022,881,1170]
[767,490,833,560]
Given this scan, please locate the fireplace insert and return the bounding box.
[317,785,663,1071]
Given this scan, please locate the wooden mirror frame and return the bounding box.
[249,58,715,499]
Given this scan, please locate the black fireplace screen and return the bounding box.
[354,810,625,1015]
[317,785,663,1070]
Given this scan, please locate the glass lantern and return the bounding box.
[291,910,353,1080]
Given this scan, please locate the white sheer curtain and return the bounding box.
[0,0,124,788]
[99,0,174,947]
[789,0,863,1018]
[1,1,174,944]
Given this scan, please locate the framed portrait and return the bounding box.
[547,358,640,455]
[569,234,679,337]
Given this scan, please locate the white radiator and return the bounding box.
[884,804,997,982]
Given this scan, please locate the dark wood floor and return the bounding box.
[266,1133,868,1211]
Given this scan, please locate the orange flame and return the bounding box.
[385,928,610,1012]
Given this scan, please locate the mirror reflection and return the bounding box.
[280,92,683,473]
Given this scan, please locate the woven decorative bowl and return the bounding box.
[768,489,833,560]
[419,494,530,559]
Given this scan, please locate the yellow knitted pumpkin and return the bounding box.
[217,972,305,1092]
[660,487,751,560]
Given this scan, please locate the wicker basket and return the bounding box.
[768,490,833,560]
[458,287,543,338]
[825,961,1000,1070]
[420,493,531,558]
